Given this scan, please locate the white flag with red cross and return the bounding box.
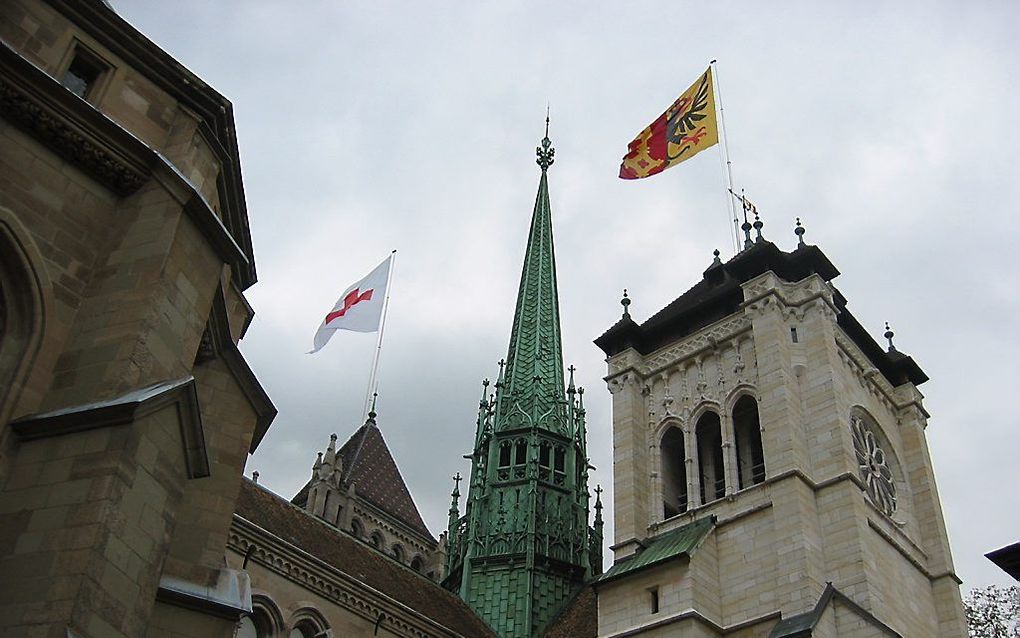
[309,254,392,353]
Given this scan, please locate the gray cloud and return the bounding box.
[115,0,1020,589]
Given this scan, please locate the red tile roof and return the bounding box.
[236,479,497,638]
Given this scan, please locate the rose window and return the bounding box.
[850,415,897,516]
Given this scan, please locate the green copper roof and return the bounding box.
[497,136,565,432]
[598,516,715,584]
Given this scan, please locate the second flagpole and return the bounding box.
[363,249,397,420]
[711,59,740,254]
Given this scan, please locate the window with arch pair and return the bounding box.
[660,396,765,518]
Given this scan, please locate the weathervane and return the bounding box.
[728,188,761,248]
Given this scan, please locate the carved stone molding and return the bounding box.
[0,75,146,195]
[643,314,752,374]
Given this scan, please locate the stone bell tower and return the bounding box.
[443,124,603,638]
[593,219,967,637]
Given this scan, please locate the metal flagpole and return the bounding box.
[362,249,397,420]
[711,59,740,254]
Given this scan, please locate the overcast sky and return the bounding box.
[116,1,1019,590]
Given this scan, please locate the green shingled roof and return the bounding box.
[598,516,715,584]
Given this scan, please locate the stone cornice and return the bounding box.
[229,515,467,638]
[0,41,149,195]
[834,329,929,419]
[0,37,255,289]
[606,314,752,383]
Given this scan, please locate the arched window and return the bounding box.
[238,597,283,638]
[351,518,364,539]
[392,543,405,563]
[513,439,528,479]
[0,215,46,425]
[370,530,384,549]
[553,446,566,486]
[411,555,424,572]
[733,396,765,489]
[539,441,551,481]
[696,411,725,503]
[289,608,329,638]
[660,426,688,518]
[498,440,512,480]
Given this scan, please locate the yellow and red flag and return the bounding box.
[619,67,719,180]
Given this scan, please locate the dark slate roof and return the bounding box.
[236,480,497,638]
[595,240,928,388]
[597,516,715,585]
[987,542,1020,581]
[542,585,597,638]
[292,423,435,542]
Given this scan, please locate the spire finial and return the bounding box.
[753,212,764,243]
[712,248,722,265]
[621,289,631,318]
[252,470,259,484]
[795,217,806,247]
[367,392,378,424]
[884,322,896,352]
[536,110,555,171]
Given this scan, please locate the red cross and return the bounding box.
[325,288,374,324]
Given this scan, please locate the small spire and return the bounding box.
[795,217,806,247]
[621,289,631,318]
[479,378,490,407]
[567,364,577,394]
[712,248,722,266]
[593,484,604,524]
[366,393,378,426]
[536,110,555,171]
[753,212,764,243]
[449,472,462,517]
[884,322,896,352]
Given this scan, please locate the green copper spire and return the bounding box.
[443,122,601,638]
[496,117,565,434]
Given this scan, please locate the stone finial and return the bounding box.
[712,249,722,266]
[753,212,764,243]
[252,470,259,484]
[884,322,896,352]
[795,217,806,247]
[621,289,631,318]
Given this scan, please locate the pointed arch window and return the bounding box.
[553,446,566,486]
[351,518,364,539]
[513,439,528,479]
[696,412,725,503]
[498,440,512,480]
[660,426,688,518]
[733,396,765,489]
[539,441,551,481]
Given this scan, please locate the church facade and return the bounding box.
[594,223,968,637]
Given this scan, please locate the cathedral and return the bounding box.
[0,1,969,637]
